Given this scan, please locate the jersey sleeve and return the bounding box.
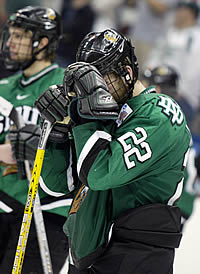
[39,140,75,196]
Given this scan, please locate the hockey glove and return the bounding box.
[40,117,71,143]
[63,62,120,122]
[35,84,70,124]
[8,124,41,161]
[35,85,74,142]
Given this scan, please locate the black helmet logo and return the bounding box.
[104,30,117,45]
[44,8,57,30]
[46,8,56,20]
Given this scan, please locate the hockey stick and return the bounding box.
[12,119,53,274]
[0,96,53,273]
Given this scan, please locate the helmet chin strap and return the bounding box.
[21,38,48,70]
[120,67,134,100]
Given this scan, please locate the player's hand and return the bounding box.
[63,62,120,123]
[35,84,70,124]
[8,124,41,161]
[0,143,16,164]
[40,117,72,143]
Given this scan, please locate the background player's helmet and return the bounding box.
[0,5,62,71]
[76,28,139,104]
[142,65,179,95]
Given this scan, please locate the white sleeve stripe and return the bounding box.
[39,176,65,197]
[67,146,75,192]
[0,201,13,213]
[68,248,74,265]
[185,147,197,193]
[77,130,112,176]
[41,199,72,210]
[168,178,184,206]
[183,147,190,168]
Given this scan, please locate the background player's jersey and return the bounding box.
[0,64,72,216]
[64,88,191,267]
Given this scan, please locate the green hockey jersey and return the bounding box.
[63,88,191,268]
[0,64,72,216]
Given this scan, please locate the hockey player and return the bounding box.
[0,6,71,273]
[142,64,198,230]
[35,29,191,273]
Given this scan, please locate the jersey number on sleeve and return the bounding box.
[117,127,152,169]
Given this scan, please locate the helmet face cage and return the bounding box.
[76,29,139,104]
[103,69,131,104]
[0,6,62,71]
[1,25,34,71]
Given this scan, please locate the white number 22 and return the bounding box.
[117,127,152,169]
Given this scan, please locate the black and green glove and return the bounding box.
[63,62,120,123]
[35,84,69,123]
[8,124,40,161]
[35,84,72,142]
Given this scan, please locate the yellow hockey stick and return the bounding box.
[12,119,54,274]
[0,96,53,273]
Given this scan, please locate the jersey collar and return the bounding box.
[116,85,157,127]
[141,85,156,95]
[20,63,59,87]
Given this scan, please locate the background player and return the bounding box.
[0,6,71,273]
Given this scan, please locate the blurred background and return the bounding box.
[1,1,200,273]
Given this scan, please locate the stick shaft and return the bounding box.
[10,108,53,273]
[12,149,45,273]
[24,160,53,274]
[0,96,53,272]
[12,120,53,274]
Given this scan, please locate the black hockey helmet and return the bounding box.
[0,5,62,71]
[142,65,179,94]
[76,28,139,104]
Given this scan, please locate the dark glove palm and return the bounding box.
[8,124,41,161]
[64,62,120,121]
[35,85,69,124]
